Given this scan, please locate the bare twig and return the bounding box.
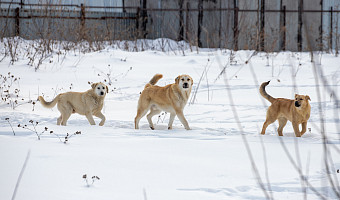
[5,118,15,136]
[216,55,272,199]
[11,150,31,200]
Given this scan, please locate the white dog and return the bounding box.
[39,82,108,126]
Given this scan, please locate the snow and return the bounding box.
[0,39,340,200]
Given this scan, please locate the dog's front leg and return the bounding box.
[300,122,307,136]
[175,109,190,130]
[292,122,301,137]
[95,112,106,126]
[85,113,96,125]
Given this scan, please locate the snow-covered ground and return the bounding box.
[1,39,340,200]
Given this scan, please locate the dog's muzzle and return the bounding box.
[183,83,189,88]
[295,101,300,107]
[100,91,105,96]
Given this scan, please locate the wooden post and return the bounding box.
[233,6,239,51]
[141,0,147,38]
[197,0,203,47]
[298,0,303,51]
[178,0,184,41]
[80,3,86,40]
[280,1,286,51]
[185,2,190,43]
[320,0,323,51]
[260,0,265,51]
[15,7,20,36]
[330,6,333,50]
[136,7,140,38]
[283,5,286,51]
[122,0,126,13]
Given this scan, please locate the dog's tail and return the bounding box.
[259,81,275,103]
[145,74,163,89]
[38,94,60,108]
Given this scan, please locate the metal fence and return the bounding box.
[1,0,340,52]
[0,1,139,42]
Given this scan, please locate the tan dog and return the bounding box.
[135,74,193,130]
[260,81,311,137]
[38,82,108,126]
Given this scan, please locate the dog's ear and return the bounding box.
[306,95,311,101]
[175,76,180,84]
[106,85,109,93]
[91,83,97,89]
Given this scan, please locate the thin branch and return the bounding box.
[11,150,31,200]
[216,55,272,200]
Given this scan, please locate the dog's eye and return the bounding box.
[300,98,303,101]
[97,87,100,89]
[181,78,184,81]
[102,87,105,89]
[187,78,190,81]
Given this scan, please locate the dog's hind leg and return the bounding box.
[58,103,72,126]
[147,108,161,130]
[261,117,276,135]
[61,112,71,126]
[277,117,287,136]
[261,107,277,135]
[57,115,62,125]
[135,107,149,129]
[168,112,176,130]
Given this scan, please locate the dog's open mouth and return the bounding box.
[295,101,300,107]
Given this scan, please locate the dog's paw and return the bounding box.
[150,126,154,130]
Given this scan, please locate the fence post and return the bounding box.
[260,0,265,51]
[122,0,126,13]
[141,0,147,38]
[233,7,239,51]
[330,6,333,51]
[185,2,190,43]
[178,0,184,41]
[320,0,323,51]
[298,0,303,51]
[197,0,203,47]
[136,7,140,38]
[282,5,286,51]
[15,7,20,36]
[80,3,86,40]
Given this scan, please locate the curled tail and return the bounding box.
[144,74,163,89]
[38,94,60,108]
[259,81,275,103]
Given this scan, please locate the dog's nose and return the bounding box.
[295,101,300,107]
[100,91,104,96]
[183,83,189,88]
